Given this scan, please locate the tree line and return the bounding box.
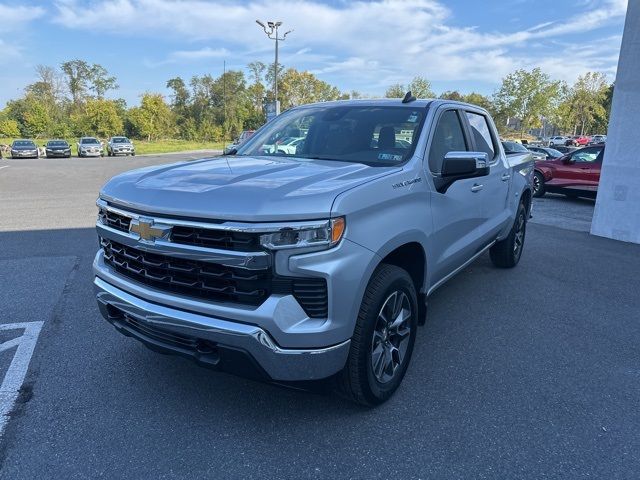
[0,59,613,142]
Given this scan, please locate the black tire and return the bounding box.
[533,171,546,198]
[336,264,418,406]
[490,202,527,268]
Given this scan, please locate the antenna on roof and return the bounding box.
[402,91,416,103]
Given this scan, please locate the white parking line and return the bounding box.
[0,322,43,437]
[0,165,10,170]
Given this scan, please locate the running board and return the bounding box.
[426,240,496,297]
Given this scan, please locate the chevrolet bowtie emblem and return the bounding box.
[129,218,171,243]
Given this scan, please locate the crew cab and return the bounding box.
[93,99,533,405]
[533,145,604,198]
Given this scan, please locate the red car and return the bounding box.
[533,145,604,199]
[565,135,590,146]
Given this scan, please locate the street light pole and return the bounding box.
[256,20,293,118]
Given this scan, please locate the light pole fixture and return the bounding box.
[256,19,293,116]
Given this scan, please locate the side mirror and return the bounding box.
[434,151,489,194]
[562,156,574,164]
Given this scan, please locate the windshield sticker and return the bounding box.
[407,112,419,123]
[378,153,404,162]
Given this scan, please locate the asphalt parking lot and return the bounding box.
[1,154,639,479]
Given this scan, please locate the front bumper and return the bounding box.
[46,150,71,157]
[81,150,102,156]
[94,276,350,381]
[111,148,134,154]
[11,151,38,157]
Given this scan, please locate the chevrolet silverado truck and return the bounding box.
[93,98,533,406]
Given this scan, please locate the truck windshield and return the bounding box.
[236,105,425,166]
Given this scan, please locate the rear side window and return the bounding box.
[428,110,468,173]
[465,111,495,159]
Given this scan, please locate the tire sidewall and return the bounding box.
[360,270,418,403]
[533,171,545,197]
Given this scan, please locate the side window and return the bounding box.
[428,110,468,173]
[571,147,600,163]
[465,111,495,159]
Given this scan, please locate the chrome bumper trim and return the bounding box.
[94,277,350,381]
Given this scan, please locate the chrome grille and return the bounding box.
[98,209,130,233]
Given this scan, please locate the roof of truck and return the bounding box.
[289,98,489,113]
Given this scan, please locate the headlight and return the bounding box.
[260,217,345,250]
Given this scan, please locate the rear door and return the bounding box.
[427,107,486,285]
[462,110,511,243]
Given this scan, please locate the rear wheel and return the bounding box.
[490,202,527,268]
[532,171,546,198]
[336,264,418,406]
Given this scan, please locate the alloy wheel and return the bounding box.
[370,290,412,384]
[513,211,526,258]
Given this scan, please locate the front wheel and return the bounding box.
[336,264,418,406]
[490,202,527,268]
[532,171,546,198]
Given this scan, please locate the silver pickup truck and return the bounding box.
[93,98,533,405]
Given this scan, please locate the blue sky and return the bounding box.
[0,0,628,108]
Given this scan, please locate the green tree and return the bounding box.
[89,64,118,98]
[279,68,343,110]
[439,90,464,101]
[0,119,21,137]
[61,59,92,105]
[128,93,174,141]
[568,72,609,134]
[77,98,124,137]
[385,76,435,99]
[493,68,562,136]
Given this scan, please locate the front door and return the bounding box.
[427,108,486,286]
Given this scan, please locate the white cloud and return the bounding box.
[0,3,45,32]
[145,46,230,66]
[50,0,628,91]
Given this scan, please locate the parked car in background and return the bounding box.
[553,145,578,154]
[549,136,566,146]
[590,135,606,145]
[77,137,104,157]
[44,140,72,158]
[502,141,544,160]
[107,136,135,156]
[10,139,39,159]
[566,135,590,146]
[527,146,563,160]
[533,145,604,198]
[224,130,256,154]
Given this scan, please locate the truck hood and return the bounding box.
[100,155,399,221]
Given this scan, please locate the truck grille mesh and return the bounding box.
[101,238,328,317]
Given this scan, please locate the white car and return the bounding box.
[260,136,304,155]
[77,137,104,157]
[549,136,566,147]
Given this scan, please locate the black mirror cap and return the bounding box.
[435,151,490,193]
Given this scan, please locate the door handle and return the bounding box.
[501,173,511,181]
[580,167,590,170]
[471,184,484,192]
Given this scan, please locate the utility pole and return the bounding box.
[255,20,293,120]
